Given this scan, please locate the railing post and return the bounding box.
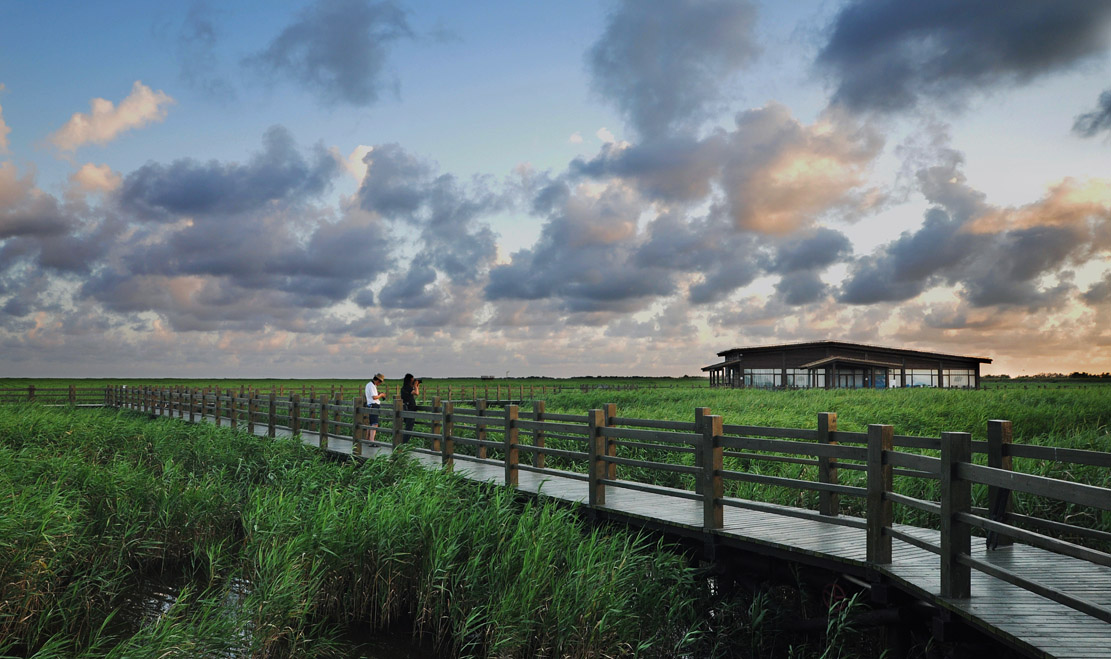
[228,390,237,431]
[941,431,972,598]
[986,420,1014,549]
[188,389,195,423]
[69,384,76,406]
[866,424,893,564]
[214,389,222,427]
[268,392,276,438]
[476,399,488,459]
[392,398,404,444]
[604,403,618,480]
[818,412,839,516]
[588,409,607,507]
[697,409,724,531]
[246,392,255,435]
[533,400,546,469]
[505,404,519,486]
[430,397,443,452]
[291,394,301,437]
[351,396,364,457]
[319,397,328,449]
[441,401,454,469]
[27,385,34,402]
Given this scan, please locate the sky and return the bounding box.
[3,0,1111,379]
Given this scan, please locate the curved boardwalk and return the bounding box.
[152,402,1109,659]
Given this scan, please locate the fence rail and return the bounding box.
[5,384,1111,633]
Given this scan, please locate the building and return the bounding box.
[703,341,992,389]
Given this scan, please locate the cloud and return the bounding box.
[69,163,122,194]
[817,1,1111,114]
[0,84,10,154]
[487,181,674,313]
[357,143,500,284]
[48,81,175,151]
[840,151,1110,311]
[119,125,337,220]
[246,0,412,106]
[176,2,236,101]
[1073,90,1111,137]
[587,0,760,138]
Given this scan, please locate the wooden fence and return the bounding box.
[6,384,1111,626]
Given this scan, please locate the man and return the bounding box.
[364,373,387,442]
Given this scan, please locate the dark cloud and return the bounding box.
[1082,273,1111,305]
[177,2,236,101]
[765,228,853,274]
[378,257,438,309]
[587,0,759,138]
[246,0,412,106]
[570,134,727,201]
[775,271,827,306]
[1073,90,1111,137]
[840,152,1098,312]
[358,143,500,284]
[487,184,673,313]
[817,0,1111,114]
[119,125,337,220]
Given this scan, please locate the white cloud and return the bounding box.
[569,132,583,144]
[49,81,175,152]
[334,144,373,182]
[69,163,122,193]
[596,127,616,143]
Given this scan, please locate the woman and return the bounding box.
[400,373,420,442]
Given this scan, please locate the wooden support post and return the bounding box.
[505,404,519,486]
[441,401,454,469]
[986,420,1014,549]
[476,399,488,459]
[533,400,546,469]
[69,384,76,406]
[866,424,893,564]
[604,403,617,480]
[246,392,255,434]
[941,431,972,598]
[268,392,276,438]
[188,389,195,423]
[430,397,442,453]
[291,394,301,436]
[319,398,328,449]
[352,396,365,457]
[818,412,839,516]
[392,398,404,445]
[215,389,223,427]
[226,389,236,430]
[697,408,724,531]
[28,384,35,402]
[588,409,607,507]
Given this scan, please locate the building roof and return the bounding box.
[798,355,904,370]
[713,340,991,364]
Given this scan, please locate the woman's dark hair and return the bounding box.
[403,373,414,385]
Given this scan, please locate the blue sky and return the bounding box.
[3,0,1111,378]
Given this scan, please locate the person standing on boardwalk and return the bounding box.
[364,373,387,442]
[399,373,421,442]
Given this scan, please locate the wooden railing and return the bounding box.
[7,385,1110,623]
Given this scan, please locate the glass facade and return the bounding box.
[943,369,976,388]
[743,368,782,388]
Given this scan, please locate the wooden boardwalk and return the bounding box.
[155,405,1110,659]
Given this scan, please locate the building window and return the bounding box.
[906,369,937,387]
[943,369,975,388]
[785,368,816,388]
[887,369,902,388]
[744,369,782,388]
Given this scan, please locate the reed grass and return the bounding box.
[5,404,891,658]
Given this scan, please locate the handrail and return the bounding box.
[20,383,1111,624]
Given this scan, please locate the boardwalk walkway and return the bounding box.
[162,406,1110,659]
